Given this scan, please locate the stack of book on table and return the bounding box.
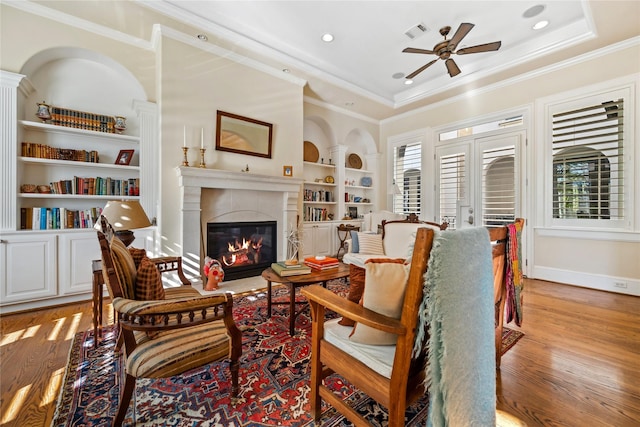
[271,261,312,276]
[304,256,340,270]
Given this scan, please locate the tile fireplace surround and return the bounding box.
[176,167,302,283]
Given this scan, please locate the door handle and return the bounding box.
[468,215,474,225]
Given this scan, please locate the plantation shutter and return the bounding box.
[392,142,421,215]
[438,152,465,229]
[552,99,624,220]
[481,145,515,227]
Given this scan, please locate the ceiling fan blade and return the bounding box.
[456,41,502,55]
[406,59,439,79]
[403,47,435,55]
[445,58,461,77]
[448,22,474,50]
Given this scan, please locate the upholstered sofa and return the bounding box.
[343,214,448,268]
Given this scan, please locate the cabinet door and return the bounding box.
[58,231,100,295]
[0,233,57,304]
[301,224,334,258]
[314,224,333,257]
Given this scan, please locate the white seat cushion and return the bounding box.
[324,318,396,378]
[342,252,392,268]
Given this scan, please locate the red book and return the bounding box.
[304,256,339,266]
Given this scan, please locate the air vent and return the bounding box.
[404,23,429,39]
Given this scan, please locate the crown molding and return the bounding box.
[383,36,640,125]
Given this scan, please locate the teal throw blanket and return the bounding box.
[414,228,496,427]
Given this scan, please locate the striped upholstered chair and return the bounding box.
[96,216,242,426]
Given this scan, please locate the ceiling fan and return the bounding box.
[403,23,501,79]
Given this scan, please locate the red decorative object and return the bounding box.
[203,256,224,290]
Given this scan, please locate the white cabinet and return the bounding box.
[0,233,57,304]
[0,68,157,313]
[301,223,334,259]
[58,231,100,296]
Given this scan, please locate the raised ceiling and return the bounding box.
[137,1,639,120]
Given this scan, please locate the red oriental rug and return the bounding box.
[52,281,523,426]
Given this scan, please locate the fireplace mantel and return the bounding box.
[176,166,302,282]
[177,166,303,193]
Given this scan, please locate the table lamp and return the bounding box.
[100,200,152,246]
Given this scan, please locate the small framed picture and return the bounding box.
[115,149,134,166]
[348,206,358,219]
[283,165,293,177]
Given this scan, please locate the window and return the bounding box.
[552,98,624,222]
[482,146,516,226]
[392,142,421,215]
[438,152,465,228]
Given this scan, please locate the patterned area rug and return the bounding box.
[53,281,524,426]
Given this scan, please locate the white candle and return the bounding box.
[201,128,204,149]
[183,126,186,147]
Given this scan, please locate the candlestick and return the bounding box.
[182,147,189,166]
[199,148,206,168]
[183,126,186,147]
[201,128,204,149]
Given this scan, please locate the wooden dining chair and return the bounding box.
[96,216,242,426]
[489,218,525,368]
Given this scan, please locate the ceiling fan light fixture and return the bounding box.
[533,20,549,30]
[321,33,334,43]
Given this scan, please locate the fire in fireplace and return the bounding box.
[207,220,277,280]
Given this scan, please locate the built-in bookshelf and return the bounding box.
[302,161,337,222]
[17,120,141,231]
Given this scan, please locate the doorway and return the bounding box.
[435,130,524,230]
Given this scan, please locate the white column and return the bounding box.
[0,71,28,232]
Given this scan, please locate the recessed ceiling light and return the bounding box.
[533,20,549,30]
[404,79,414,85]
[523,4,545,19]
[197,34,208,41]
[345,101,354,107]
[321,33,334,43]
[282,68,290,73]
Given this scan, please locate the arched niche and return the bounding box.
[303,116,336,162]
[20,47,147,134]
[344,128,377,169]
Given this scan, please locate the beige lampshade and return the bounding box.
[101,200,151,231]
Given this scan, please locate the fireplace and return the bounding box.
[207,220,277,280]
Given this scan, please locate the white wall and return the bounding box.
[380,43,640,295]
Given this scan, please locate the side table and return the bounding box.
[91,259,109,348]
[335,224,359,259]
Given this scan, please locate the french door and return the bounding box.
[435,130,524,230]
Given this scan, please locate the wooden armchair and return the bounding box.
[301,227,435,427]
[302,225,527,426]
[96,216,242,426]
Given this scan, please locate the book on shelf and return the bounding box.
[20,206,103,230]
[270,262,312,276]
[303,256,340,270]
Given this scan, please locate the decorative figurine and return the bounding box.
[203,256,224,291]
[36,102,51,122]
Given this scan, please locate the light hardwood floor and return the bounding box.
[1,279,639,426]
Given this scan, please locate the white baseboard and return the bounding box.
[0,292,92,315]
[531,266,640,296]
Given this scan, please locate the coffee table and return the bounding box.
[262,262,350,336]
